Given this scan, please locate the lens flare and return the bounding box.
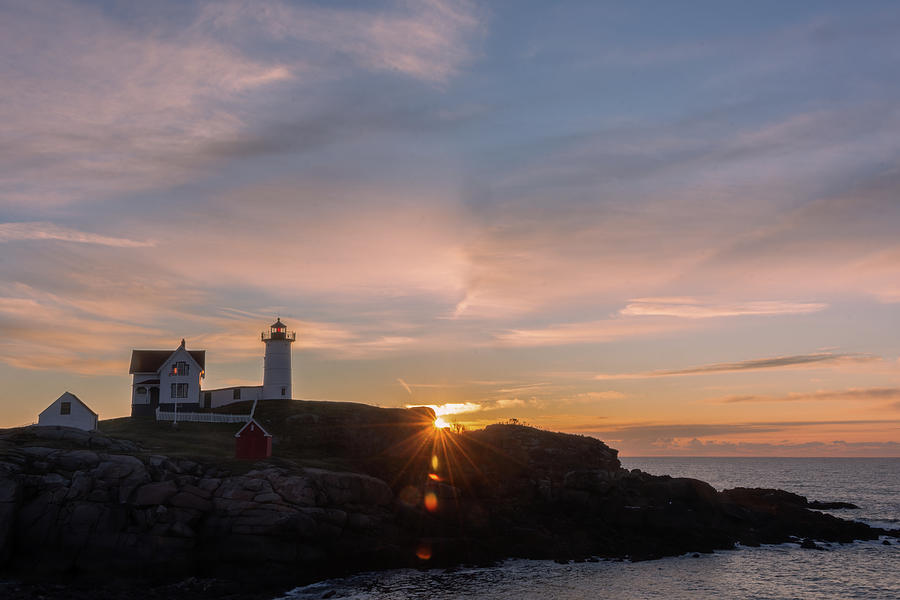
[434,417,450,429]
[416,542,432,560]
[424,491,438,512]
[431,455,439,470]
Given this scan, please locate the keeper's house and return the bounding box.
[129,319,297,418]
[129,339,205,417]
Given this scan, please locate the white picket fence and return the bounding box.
[155,408,251,423]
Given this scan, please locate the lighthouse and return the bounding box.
[262,318,295,400]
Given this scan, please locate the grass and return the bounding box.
[95,398,427,473]
[99,417,238,459]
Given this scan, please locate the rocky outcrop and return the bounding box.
[0,428,397,583]
[0,422,893,589]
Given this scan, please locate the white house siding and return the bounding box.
[38,392,98,431]
[132,374,156,406]
[203,386,262,409]
[158,348,203,410]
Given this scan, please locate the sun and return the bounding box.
[434,416,451,429]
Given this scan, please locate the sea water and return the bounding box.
[280,458,900,600]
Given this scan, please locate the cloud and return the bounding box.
[0,222,154,248]
[564,391,627,403]
[0,0,485,210]
[494,398,527,409]
[407,402,483,417]
[637,438,900,458]
[397,378,413,395]
[494,317,689,347]
[576,419,900,456]
[200,0,484,84]
[715,387,900,404]
[620,297,827,318]
[594,352,877,380]
[0,0,295,209]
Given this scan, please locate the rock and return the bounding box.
[169,521,195,538]
[134,481,178,506]
[41,473,68,487]
[169,491,212,512]
[54,450,100,472]
[307,469,393,506]
[0,420,891,585]
[91,455,146,481]
[254,492,282,504]
[197,478,222,493]
[0,478,20,504]
[271,475,318,507]
[808,500,859,510]
[564,469,614,493]
[20,447,56,459]
[0,477,20,564]
[232,507,299,535]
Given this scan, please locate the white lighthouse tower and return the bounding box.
[262,318,295,400]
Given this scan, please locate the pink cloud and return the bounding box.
[494,317,690,347]
[593,352,878,380]
[620,297,826,318]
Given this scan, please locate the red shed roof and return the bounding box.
[129,349,206,374]
[234,418,272,438]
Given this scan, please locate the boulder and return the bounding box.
[133,481,178,506]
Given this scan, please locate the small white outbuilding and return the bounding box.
[37,391,98,431]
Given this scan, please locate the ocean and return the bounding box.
[279,457,900,600]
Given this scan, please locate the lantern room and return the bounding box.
[262,318,296,342]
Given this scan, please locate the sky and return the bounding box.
[1,0,899,456]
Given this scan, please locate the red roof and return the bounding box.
[129,349,206,374]
[234,418,272,438]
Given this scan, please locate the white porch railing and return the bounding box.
[155,407,251,423]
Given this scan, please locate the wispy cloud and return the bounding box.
[594,352,877,380]
[495,317,689,347]
[0,222,154,248]
[406,402,483,417]
[396,377,413,395]
[201,0,484,84]
[0,0,485,211]
[714,387,900,404]
[575,419,900,456]
[620,297,827,318]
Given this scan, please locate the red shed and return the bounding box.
[234,418,272,459]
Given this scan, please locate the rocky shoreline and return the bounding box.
[0,419,894,599]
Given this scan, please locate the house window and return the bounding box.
[60,401,71,415]
[281,387,286,396]
[233,388,241,400]
[170,361,189,376]
[171,383,189,398]
[136,387,147,395]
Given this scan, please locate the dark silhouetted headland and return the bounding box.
[0,400,893,599]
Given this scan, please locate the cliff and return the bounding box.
[0,402,893,598]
